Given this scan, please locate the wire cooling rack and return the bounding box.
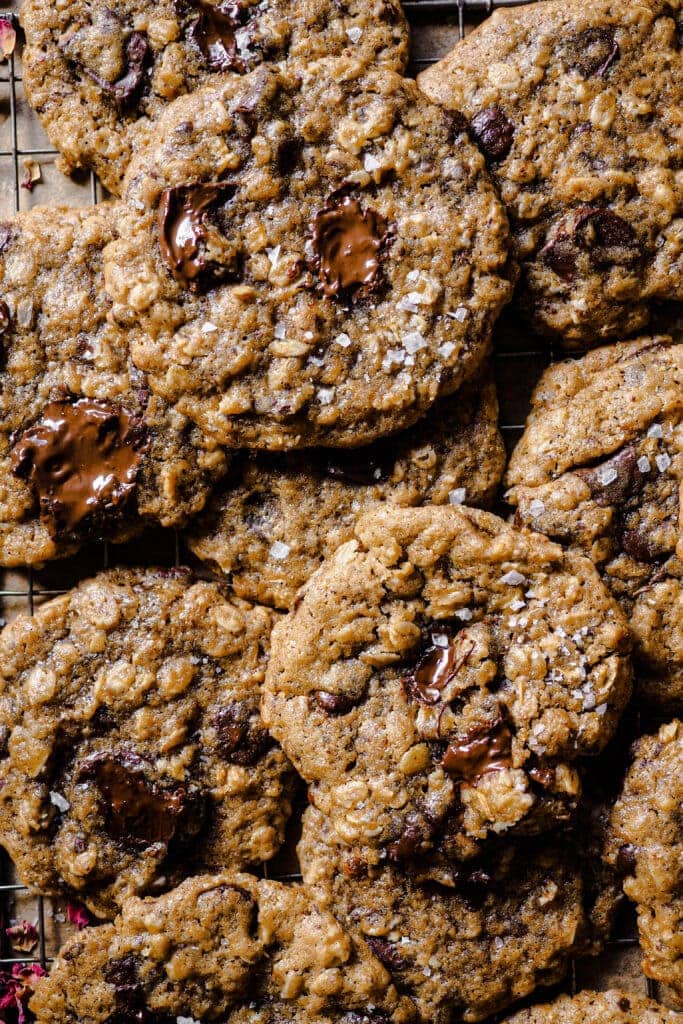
[0,0,672,1016]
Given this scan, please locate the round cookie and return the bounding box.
[501,990,682,1024]
[299,805,619,1024]
[30,872,416,1024]
[186,369,505,609]
[506,336,683,708]
[606,720,683,1004]
[417,0,683,348]
[0,204,228,567]
[0,568,295,919]
[263,504,632,869]
[21,0,410,197]
[105,58,515,449]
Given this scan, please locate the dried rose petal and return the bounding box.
[66,901,91,929]
[21,160,41,193]
[0,18,16,61]
[5,921,38,954]
[0,962,47,1023]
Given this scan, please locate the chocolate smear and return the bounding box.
[85,31,150,114]
[471,106,514,160]
[184,0,247,73]
[310,193,392,299]
[157,182,237,291]
[214,702,273,765]
[442,716,512,781]
[405,629,474,705]
[10,398,146,538]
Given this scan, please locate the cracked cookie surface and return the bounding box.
[606,719,683,1003]
[263,504,632,869]
[187,369,505,609]
[0,204,228,567]
[506,336,683,708]
[0,568,295,919]
[30,872,416,1024]
[418,0,683,347]
[105,58,514,449]
[21,0,410,196]
[299,805,618,1024]
[501,989,682,1024]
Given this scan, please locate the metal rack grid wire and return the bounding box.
[0,0,666,1014]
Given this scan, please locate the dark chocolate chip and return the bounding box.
[573,207,640,267]
[386,820,426,863]
[365,937,410,971]
[0,726,9,760]
[157,182,237,291]
[214,702,273,765]
[615,843,637,876]
[454,866,494,908]
[184,0,247,73]
[566,27,619,78]
[442,715,512,782]
[470,106,514,160]
[103,955,142,998]
[85,31,150,114]
[309,193,393,299]
[574,444,643,507]
[621,527,663,563]
[76,749,203,849]
[10,397,147,539]
[313,690,361,715]
[540,234,577,281]
[529,765,556,789]
[618,997,632,1012]
[404,628,474,706]
[0,299,9,338]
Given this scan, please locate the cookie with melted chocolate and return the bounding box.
[501,990,681,1024]
[506,336,683,708]
[299,806,619,1024]
[263,504,632,869]
[0,204,228,567]
[21,0,410,196]
[105,57,514,449]
[418,0,683,347]
[0,568,295,918]
[30,873,415,1024]
[186,369,505,609]
[605,720,683,1004]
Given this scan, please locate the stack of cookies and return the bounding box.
[0,0,680,1020]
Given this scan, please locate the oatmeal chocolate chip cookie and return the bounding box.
[299,806,618,1024]
[0,568,295,919]
[186,369,505,610]
[30,871,416,1024]
[606,720,683,1003]
[501,989,682,1024]
[418,0,683,347]
[105,58,514,449]
[263,504,632,868]
[506,336,683,708]
[0,204,228,567]
[21,0,409,197]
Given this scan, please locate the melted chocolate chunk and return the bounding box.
[573,207,640,267]
[10,398,146,538]
[386,820,426,863]
[184,0,247,73]
[575,444,643,507]
[313,690,361,715]
[103,956,142,998]
[529,765,556,789]
[310,193,392,299]
[404,629,473,705]
[157,182,237,291]
[442,716,512,781]
[0,299,9,338]
[76,750,202,848]
[214,702,273,765]
[471,106,515,160]
[0,726,9,760]
[85,31,150,114]
[618,997,632,1012]
[615,843,637,876]
[621,527,662,563]
[540,234,577,281]
[566,27,620,78]
[365,937,409,971]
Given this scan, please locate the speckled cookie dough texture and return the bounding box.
[104,58,515,449]
[186,369,505,609]
[299,805,618,1024]
[0,568,295,919]
[263,505,632,869]
[0,204,228,568]
[30,872,417,1024]
[506,336,683,709]
[418,0,683,348]
[501,989,682,1024]
[21,0,410,196]
[606,720,683,1004]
